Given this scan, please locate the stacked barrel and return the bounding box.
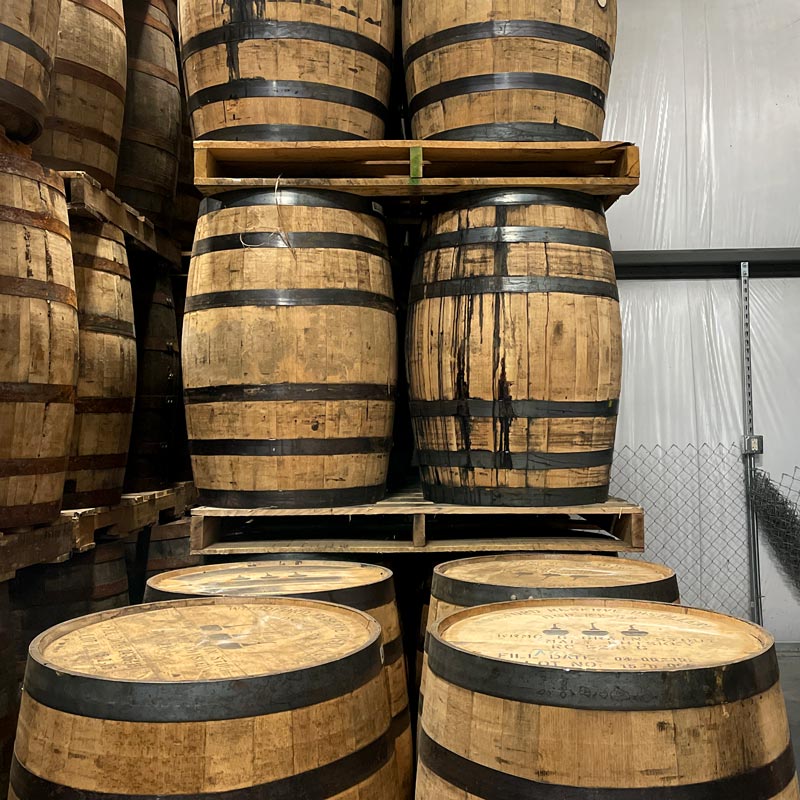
[0,0,75,534]
[179,1,398,508]
[403,0,622,506]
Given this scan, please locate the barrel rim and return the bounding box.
[424,188,606,216]
[0,153,66,194]
[144,559,395,610]
[199,187,384,218]
[427,598,778,710]
[432,554,680,606]
[26,596,384,721]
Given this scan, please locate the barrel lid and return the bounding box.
[26,597,383,722]
[145,561,394,610]
[433,554,679,605]
[428,599,777,710]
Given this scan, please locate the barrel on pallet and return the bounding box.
[0,583,19,798]
[0,0,61,142]
[63,221,137,509]
[32,0,127,187]
[10,597,400,799]
[418,599,799,799]
[179,0,394,141]
[116,0,180,225]
[183,188,397,508]
[124,269,181,491]
[0,153,78,527]
[407,189,621,506]
[402,0,616,142]
[9,541,129,679]
[144,560,413,799]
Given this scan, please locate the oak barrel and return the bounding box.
[31,0,127,187]
[145,560,413,799]
[183,188,397,508]
[63,221,137,509]
[10,597,400,799]
[0,154,78,527]
[124,269,180,491]
[418,599,799,799]
[402,0,616,141]
[115,0,180,225]
[417,554,679,690]
[179,0,394,141]
[142,518,201,579]
[9,541,129,679]
[407,189,620,506]
[0,583,19,798]
[0,0,61,142]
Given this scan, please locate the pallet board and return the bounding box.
[61,171,181,267]
[191,493,644,556]
[193,140,640,206]
[65,481,197,550]
[0,520,73,582]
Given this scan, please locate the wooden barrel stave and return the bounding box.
[402,1,617,141]
[183,189,397,509]
[116,0,180,225]
[124,269,181,491]
[0,154,78,527]
[32,0,127,187]
[0,0,62,142]
[63,221,137,509]
[143,561,413,799]
[179,0,394,141]
[407,189,621,506]
[418,599,800,799]
[10,597,399,799]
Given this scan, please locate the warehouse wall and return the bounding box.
[605,0,800,250]
[604,1,800,638]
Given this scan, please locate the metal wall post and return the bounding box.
[740,261,764,624]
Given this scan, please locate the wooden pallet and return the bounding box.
[61,171,181,267]
[0,520,73,582]
[191,492,644,556]
[66,481,197,551]
[193,140,640,207]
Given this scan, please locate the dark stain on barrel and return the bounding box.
[220,0,267,81]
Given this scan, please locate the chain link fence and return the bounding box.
[751,467,800,602]
[610,443,751,618]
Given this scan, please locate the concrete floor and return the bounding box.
[778,651,800,765]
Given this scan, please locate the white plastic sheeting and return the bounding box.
[613,279,800,640]
[605,0,800,250]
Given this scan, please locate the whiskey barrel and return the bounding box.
[116,0,180,225]
[402,0,616,141]
[417,555,679,692]
[0,154,77,527]
[0,583,19,799]
[32,0,127,187]
[418,599,799,799]
[9,541,129,679]
[10,597,400,799]
[124,269,180,491]
[63,221,137,509]
[407,189,620,506]
[171,84,200,251]
[142,518,201,580]
[179,0,394,141]
[183,188,397,508]
[145,560,413,799]
[0,0,61,142]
